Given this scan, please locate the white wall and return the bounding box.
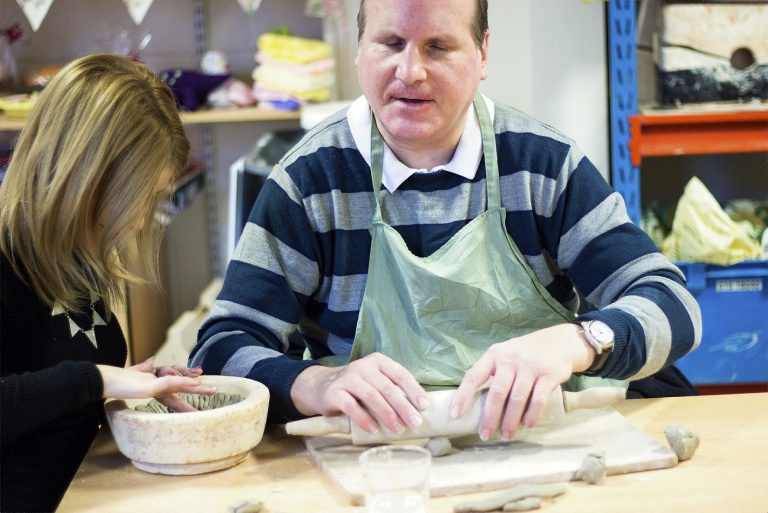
[481,0,610,178]
[480,1,533,114]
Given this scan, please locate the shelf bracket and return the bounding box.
[629,110,768,166]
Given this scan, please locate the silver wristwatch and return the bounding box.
[579,320,615,375]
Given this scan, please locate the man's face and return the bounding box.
[355,0,488,156]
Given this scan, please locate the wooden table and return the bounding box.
[59,393,768,513]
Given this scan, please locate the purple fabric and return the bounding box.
[160,69,230,111]
[261,99,302,111]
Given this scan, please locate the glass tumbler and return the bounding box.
[359,445,431,513]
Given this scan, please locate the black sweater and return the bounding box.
[0,253,126,513]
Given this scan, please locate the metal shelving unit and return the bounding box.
[608,0,768,392]
[608,0,768,223]
[607,0,640,224]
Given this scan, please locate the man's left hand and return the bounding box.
[450,323,595,441]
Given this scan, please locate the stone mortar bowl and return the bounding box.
[105,375,269,475]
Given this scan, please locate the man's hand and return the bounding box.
[451,323,595,441]
[290,352,429,435]
[98,358,216,413]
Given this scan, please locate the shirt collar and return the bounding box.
[347,94,495,192]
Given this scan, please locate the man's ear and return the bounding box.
[480,30,490,80]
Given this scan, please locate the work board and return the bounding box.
[303,407,678,505]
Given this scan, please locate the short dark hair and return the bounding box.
[357,0,489,49]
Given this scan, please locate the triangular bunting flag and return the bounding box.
[123,0,154,25]
[237,0,263,15]
[305,0,344,18]
[16,0,54,32]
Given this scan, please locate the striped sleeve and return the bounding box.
[189,164,322,423]
[546,145,702,379]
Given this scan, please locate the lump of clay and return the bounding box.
[454,483,566,513]
[664,424,700,461]
[576,451,606,485]
[135,392,244,413]
[502,497,542,511]
[425,436,455,457]
[229,499,263,513]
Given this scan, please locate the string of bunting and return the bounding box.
[13,0,282,32]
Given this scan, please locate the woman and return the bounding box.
[0,54,215,512]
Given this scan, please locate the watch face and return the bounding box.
[589,321,614,346]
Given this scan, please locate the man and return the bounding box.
[190,0,701,442]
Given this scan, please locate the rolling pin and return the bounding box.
[285,386,626,444]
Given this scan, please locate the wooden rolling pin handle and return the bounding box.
[561,387,626,412]
[285,414,351,436]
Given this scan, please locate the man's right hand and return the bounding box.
[290,352,429,434]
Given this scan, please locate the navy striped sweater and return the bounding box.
[190,100,702,423]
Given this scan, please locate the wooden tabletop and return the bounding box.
[59,393,768,513]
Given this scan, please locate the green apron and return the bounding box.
[346,95,623,391]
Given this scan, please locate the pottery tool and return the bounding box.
[285,386,626,444]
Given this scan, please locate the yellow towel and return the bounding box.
[0,93,37,119]
[258,33,332,64]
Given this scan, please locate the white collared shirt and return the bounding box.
[346,94,496,193]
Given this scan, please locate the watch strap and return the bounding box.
[575,320,613,376]
[582,348,611,375]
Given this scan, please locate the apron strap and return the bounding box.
[472,94,501,210]
[369,117,385,224]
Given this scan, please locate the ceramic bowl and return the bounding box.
[105,375,269,475]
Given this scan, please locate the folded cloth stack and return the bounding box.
[252,33,334,110]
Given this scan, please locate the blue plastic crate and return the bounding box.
[675,260,768,385]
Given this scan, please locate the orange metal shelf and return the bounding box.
[628,110,768,166]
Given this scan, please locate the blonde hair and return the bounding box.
[0,54,190,315]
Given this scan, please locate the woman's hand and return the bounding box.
[290,352,429,435]
[97,358,217,413]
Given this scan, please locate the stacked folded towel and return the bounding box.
[253,33,335,110]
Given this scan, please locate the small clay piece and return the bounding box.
[453,483,567,513]
[134,392,244,413]
[228,499,263,513]
[502,497,542,511]
[664,424,700,461]
[425,436,455,457]
[576,450,606,485]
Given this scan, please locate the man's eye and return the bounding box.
[383,39,404,49]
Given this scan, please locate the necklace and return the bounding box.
[51,292,107,349]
